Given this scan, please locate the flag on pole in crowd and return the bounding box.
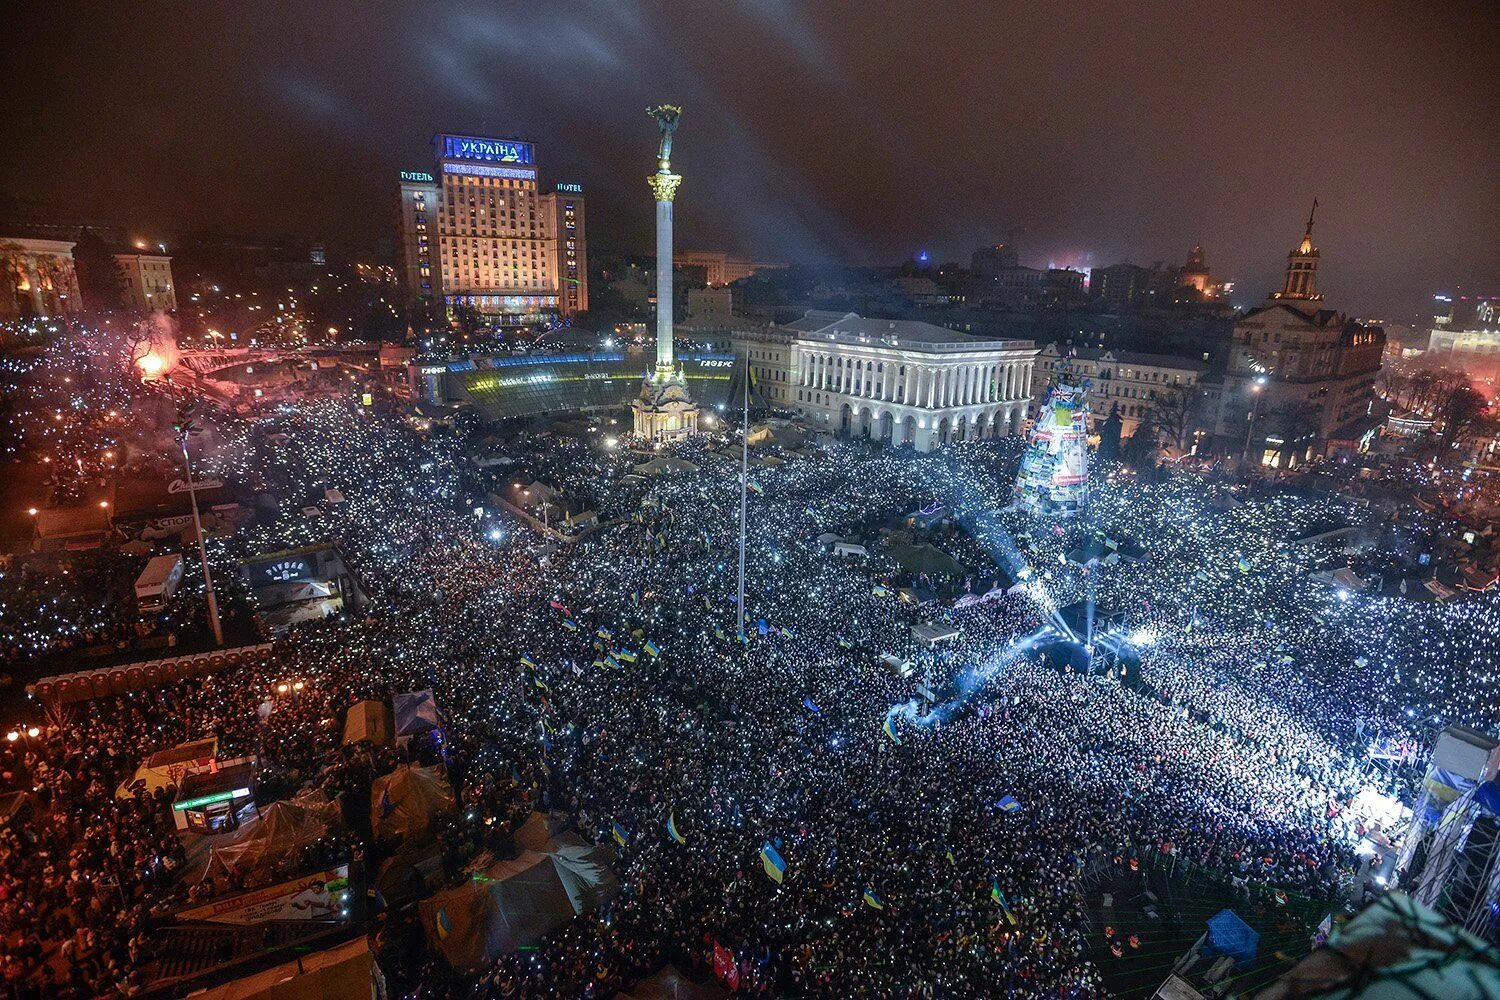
[703,595,714,611]
[520,654,539,669]
[944,848,956,865]
[760,842,787,884]
[714,626,729,642]
[561,618,579,632]
[644,640,661,658]
[862,887,885,910]
[549,599,572,616]
[596,627,613,641]
[778,625,794,640]
[604,654,621,670]
[612,822,631,848]
[533,677,551,693]
[996,795,1022,813]
[632,587,641,605]
[882,715,902,745]
[618,648,638,663]
[1237,556,1252,573]
[992,881,1018,924]
[803,696,822,716]
[747,481,764,495]
[667,811,687,845]
[837,636,854,650]
[756,618,769,637]
[872,584,893,597]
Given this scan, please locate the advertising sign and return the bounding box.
[176,866,350,925]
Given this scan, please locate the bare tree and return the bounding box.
[1146,384,1200,454]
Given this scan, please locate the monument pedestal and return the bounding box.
[632,367,699,442]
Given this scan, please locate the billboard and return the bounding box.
[176,866,350,925]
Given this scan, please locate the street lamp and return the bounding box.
[1241,375,1269,469]
[173,401,225,647]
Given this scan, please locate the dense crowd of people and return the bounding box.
[2,392,1498,997]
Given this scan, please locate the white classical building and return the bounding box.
[734,311,1037,452]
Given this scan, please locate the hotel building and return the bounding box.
[396,134,588,324]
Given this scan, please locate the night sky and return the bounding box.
[4,2,1497,319]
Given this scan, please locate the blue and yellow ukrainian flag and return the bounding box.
[872,584,893,597]
[561,618,579,632]
[862,887,884,910]
[714,626,729,642]
[996,795,1021,813]
[1237,556,1252,573]
[612,821,630,848]
[882,715,901,745]
[992,880,1017,924]
[778,625,794,640]
[837,636,853,650]
[619,648,638,663]
[596,627,613,641]
[644,640,661,658]
[760,842,787,884]
[520,654,539,669]
[666,811,686,845]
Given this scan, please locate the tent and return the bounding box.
[375,843,445,910]
[419,853,580,972]
[342,700,394,747]
[208,792,340,880]
[393,690,441,737]
[1204,908,1260,968]
[371,764,457,843]
[417,834,619,972]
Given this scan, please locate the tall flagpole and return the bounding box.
[736,353,749,639]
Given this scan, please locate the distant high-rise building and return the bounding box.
[394,135,590,324]
[971,243,1020,277]
[674,250,786,286]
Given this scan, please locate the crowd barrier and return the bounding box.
[26,643,276,705]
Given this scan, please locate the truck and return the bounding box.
[135,554,185,613]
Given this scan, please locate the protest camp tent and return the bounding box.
[207,792,340,880]
[417,834,619,972]
[393,690,441,737]
[1204,908,1260,968]
[342,699,394,747]
[419,853,579,972]
[371,764,457,844]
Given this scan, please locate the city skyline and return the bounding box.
[2,3,1498,321]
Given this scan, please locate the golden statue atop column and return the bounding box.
[632,104,699,442]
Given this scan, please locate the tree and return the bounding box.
[1096,404,1123,461]
[1438,382,1490,452]
[1146,384,1200,454]
[71,228,125,314]
[1121,414,1160,467]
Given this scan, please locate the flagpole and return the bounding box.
[736,353,749,639]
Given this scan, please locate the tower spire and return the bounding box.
[1304,197,1318,240]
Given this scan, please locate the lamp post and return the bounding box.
[1241,376,1269,470]
[174,403,224,647]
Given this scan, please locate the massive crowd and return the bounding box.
[2,391,1499,997]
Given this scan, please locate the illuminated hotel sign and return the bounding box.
[556,182,583,193]
[440,135,535,165]
[399,170,434,183]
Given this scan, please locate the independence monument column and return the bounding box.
[632,104,699,442]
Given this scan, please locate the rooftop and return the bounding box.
[785,311,1032,353]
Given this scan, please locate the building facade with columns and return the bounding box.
[735,311,1037,452]
[1,237,82,320]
